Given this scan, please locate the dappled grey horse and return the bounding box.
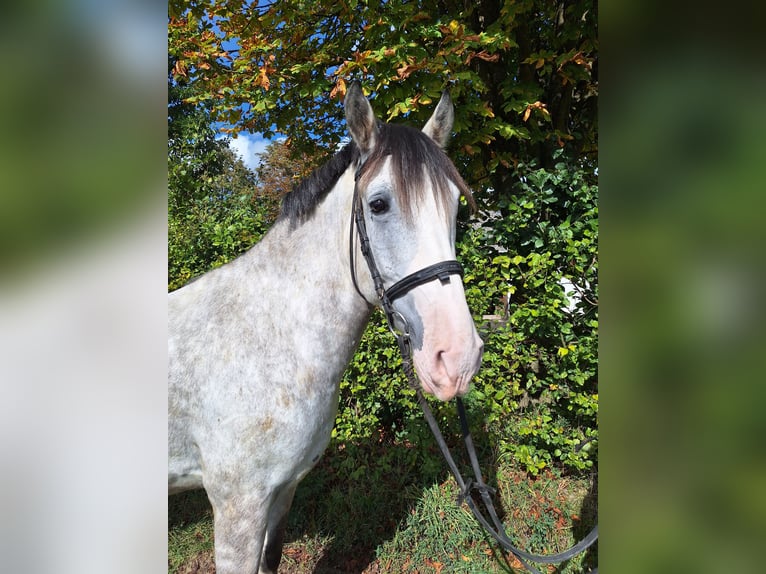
[169,83,484,574]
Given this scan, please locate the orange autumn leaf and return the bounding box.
[255,67,270,90]
[522,101,550,122]
[465,50,500,65]
[330,78,347,100]
[172,59,187,78]
[396,61,423,79]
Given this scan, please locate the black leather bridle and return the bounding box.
[348,160,598,573]
[349,162,465,337]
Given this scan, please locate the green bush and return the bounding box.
[457,155,598,474]
[168,187,272,291]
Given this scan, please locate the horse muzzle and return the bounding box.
[416,339,483,401]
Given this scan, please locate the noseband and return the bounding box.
[348,161,464,336]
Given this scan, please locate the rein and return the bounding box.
[349,163,599,573]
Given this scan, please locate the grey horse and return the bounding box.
[169,83,483,573]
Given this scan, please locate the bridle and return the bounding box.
[349,161,465,341]
[348,160,599,573]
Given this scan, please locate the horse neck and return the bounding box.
[246,165,373,345]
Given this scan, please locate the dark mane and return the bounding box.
[278,142,358,224]
[279,122,474,225]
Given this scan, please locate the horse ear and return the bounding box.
[422,91,454,148]
[344,82,377,154]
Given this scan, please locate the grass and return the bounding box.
[168,418,597,573]
[168,490,215,573]
[373,470,597,573]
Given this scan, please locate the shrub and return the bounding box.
[457,155,598,474]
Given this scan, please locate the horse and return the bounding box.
[168,82,484,574]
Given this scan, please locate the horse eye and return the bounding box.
[368,198,389,215]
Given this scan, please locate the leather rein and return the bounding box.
[348,161,598,573]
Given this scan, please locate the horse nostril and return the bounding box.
[433,350,450,383]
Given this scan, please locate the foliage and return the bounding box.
[254,138,320,222]
[168,0,597,190]
[168,60,268,290]
[375,470,594,573]
[460,153,598,474]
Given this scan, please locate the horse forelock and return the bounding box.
[357,124,474,224]
[279,123,474,227]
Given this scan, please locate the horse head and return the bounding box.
[345,83,484,401]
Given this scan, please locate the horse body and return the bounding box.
[169,84,483,573]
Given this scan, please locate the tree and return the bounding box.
[168,56,230,215]
[253,139,320,222]
[168,58,265,290]
[168,0,597,200]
